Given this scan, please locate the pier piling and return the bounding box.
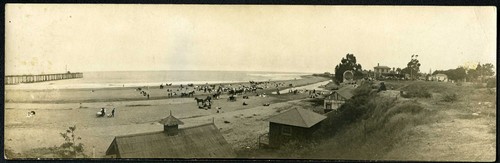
[5,72,83,85]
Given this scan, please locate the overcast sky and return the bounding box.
[5,5,496,75]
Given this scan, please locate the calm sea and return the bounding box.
[5,70,311,90]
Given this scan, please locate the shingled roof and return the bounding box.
[332,86,355,100]
[267,108,327,128]
[105,123,235,158]
[374,65,391,69]
[159,111,184,126]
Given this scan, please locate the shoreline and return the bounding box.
[4,75,315,91]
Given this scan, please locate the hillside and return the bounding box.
[303,81,496,161]
[244,80,496,161]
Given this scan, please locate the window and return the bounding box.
[282,126,292,136]
[325,102,332,109]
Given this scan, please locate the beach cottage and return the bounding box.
[373,63,392,79]
[324,86,355,112]
[105,112,234,158]
[264,108,326,148]
[433,73,448,82]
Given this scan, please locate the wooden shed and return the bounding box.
[266,108,327,148]
[324,86,354,112]
[105,112,235,158]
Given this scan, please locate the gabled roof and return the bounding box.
[374,66,391,69]
[159,111,184,126]
[332,86,355,100]
[106,123,235,158]
[267,108,327,128]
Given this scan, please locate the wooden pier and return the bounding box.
[4,72,83,85]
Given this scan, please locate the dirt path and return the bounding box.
[383,88,496,161]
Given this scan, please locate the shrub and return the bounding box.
[57,125,87,158]
[353,83,373,97]
[401,89,432,98]
[473,83,485,89]
[486,78,496,88]
[442,93,458,103]
[277,140,318,158]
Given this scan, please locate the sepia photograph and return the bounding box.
[3,4,497,161]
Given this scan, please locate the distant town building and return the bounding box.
[105,112,235,158]
[324,86,355,112]
[432,73,448,82]
[263,108,326,148]
[373,63,392,79]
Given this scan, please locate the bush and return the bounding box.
[473,83,486,89]
[442,93,458,103]
[277,140,318,158]
[57,125,87,158]
[387,102,425,116]
[486,78,496,88]
[401,89,432,98]
[353,83,373,97]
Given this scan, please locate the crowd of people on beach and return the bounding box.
[130,80,294,101]
[85,79,326,119]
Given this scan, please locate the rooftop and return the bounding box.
[159,111,184,126]
[267,108,327,128]
[374,65,391,69]
[105,123,235,158]
[334,86,355,99]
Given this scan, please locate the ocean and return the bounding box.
[5,70,311,90]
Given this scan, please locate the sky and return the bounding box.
[5,5,497,75]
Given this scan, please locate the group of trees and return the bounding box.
[333,53,494,84]
[333,53,422,83]
[400,55,421,79]
[334,54,363,83]
[433,63,495,82]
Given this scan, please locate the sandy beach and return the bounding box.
[4,75,330,158]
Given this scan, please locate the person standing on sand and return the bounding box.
[147,94,150,99]
[111,108,115,117]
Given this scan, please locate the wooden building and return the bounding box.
[431,73,448,82]
[105,112,235,158]
[373,63,392,79]
[324,86,354,112]
[265,108,327,148]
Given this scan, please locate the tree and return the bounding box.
[478,63,495,76]
[466,63,495,82]
[404,55,421,79]
[447,67,467,82]
[58,125,86,158]
[482,63,495,76]
[334,53,363,83]
[396,68,402,74]
[466,68,479,82]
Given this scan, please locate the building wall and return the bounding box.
[324,93,348,111]
[374,68,391,78]
[268,122,321,148]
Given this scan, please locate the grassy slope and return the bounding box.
[302,81,496,161]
